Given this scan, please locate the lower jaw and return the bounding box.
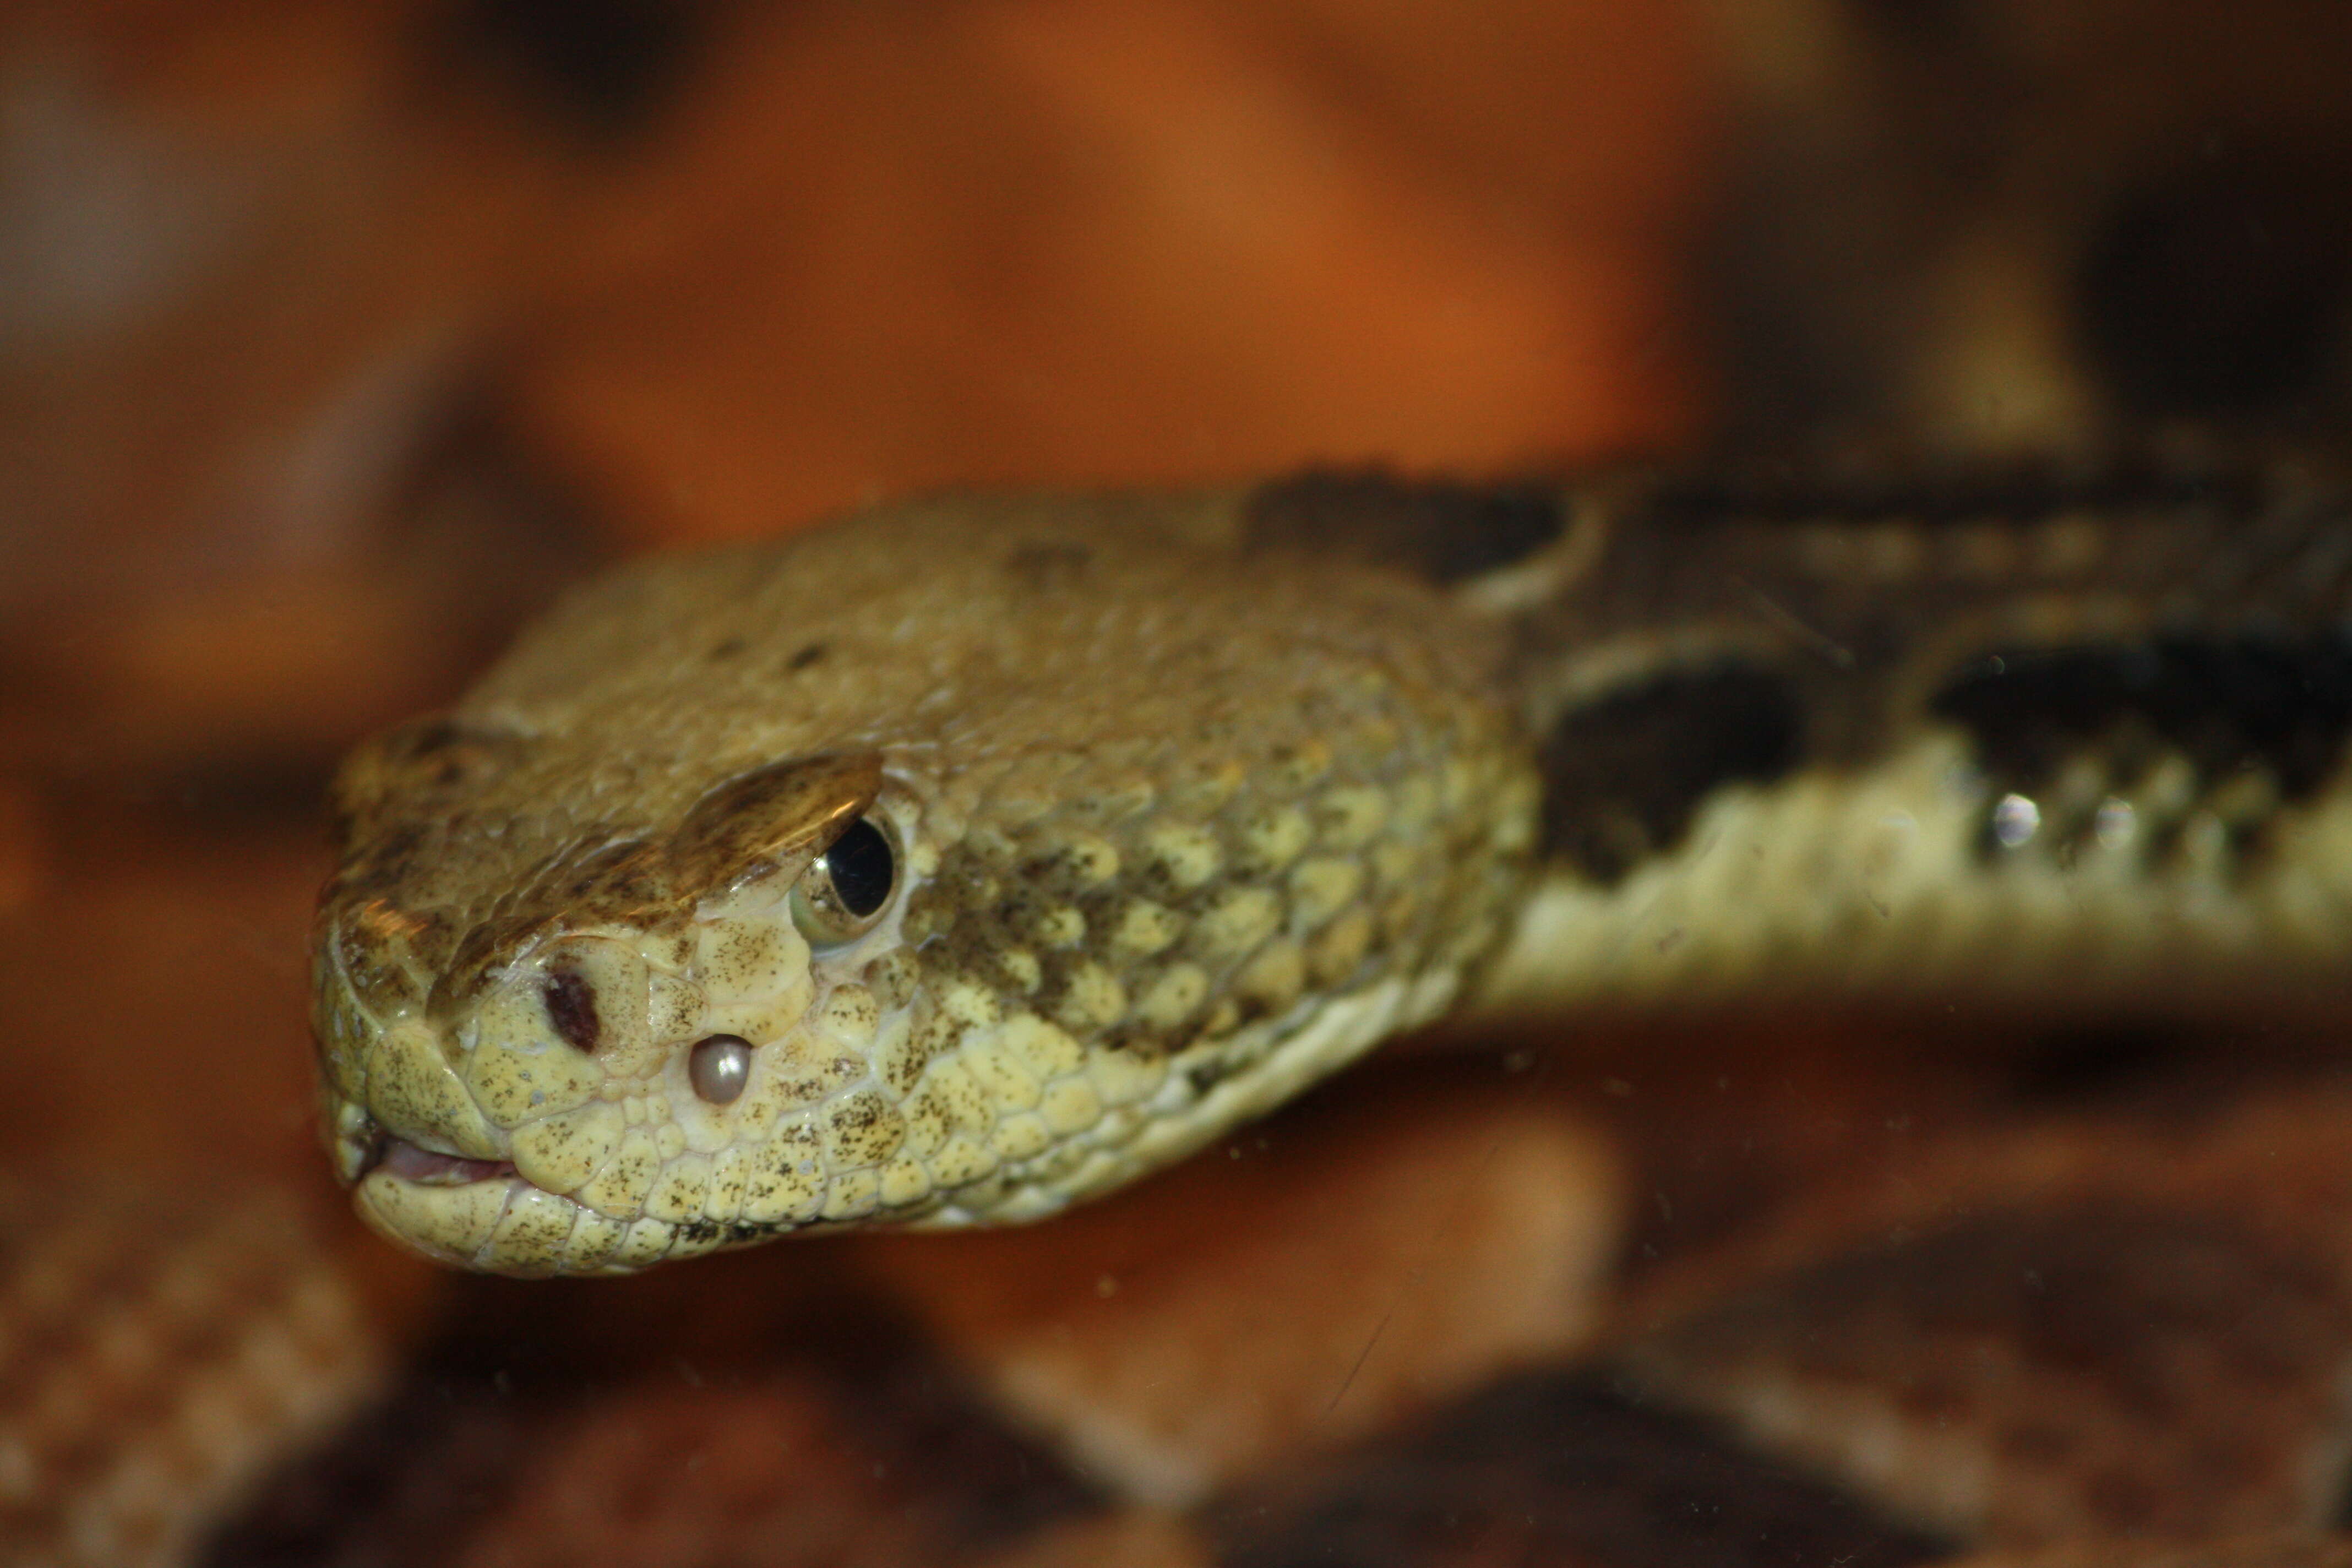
[350,1166,736,1278]
[345,1129,715,1277]
[340,1125,560,1273]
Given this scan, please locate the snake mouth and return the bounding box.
[364,1136,516,1188]
[333,1098,519,1190]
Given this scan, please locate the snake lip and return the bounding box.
[369,1135,516,1188]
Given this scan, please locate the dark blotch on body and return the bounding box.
[1937,635,2352,798]
[1244,470,1564,584]
[787,640,829,671]
[1542,662,1803,883]
[542,966,601,1053]
[1933,633,2352,863]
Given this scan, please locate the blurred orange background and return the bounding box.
[0,0,1712,1251]
[11,7,2352,1559]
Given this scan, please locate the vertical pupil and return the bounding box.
[823,818,894,917]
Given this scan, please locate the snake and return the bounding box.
[27,447,2352,1566]
[309,446,2352,1278]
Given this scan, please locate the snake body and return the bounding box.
[313,451,2352,1276]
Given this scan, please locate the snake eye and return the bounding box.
[688,1033,753,1104]
[789,815,897,945]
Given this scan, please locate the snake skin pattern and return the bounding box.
[315,447,2352,1276]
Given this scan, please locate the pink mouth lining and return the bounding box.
[370,1136,516,1186]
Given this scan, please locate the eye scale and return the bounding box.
[688,1034,753,1104]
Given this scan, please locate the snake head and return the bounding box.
[309,503,1537,1276]
[316,738,918,1273]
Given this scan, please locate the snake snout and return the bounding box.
[333,883,923,1275]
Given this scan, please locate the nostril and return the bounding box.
[688,1034,752,1104]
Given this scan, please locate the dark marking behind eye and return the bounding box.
[543,967,601,1053]
[824,818,895,918]
[1244,470,1563,584]
[1541,663,1803,883]
[788,640,829,671]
